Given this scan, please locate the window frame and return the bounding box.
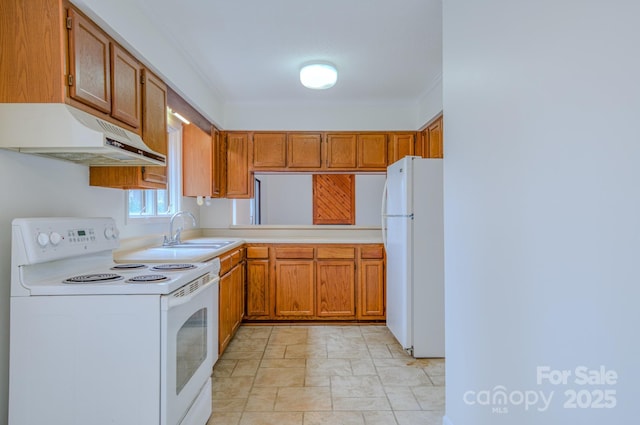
[126,116,182,223]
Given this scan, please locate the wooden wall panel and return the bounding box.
[312,174,355,225]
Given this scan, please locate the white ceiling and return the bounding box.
[129,0,442,106]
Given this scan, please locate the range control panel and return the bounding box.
[12,217,120,264]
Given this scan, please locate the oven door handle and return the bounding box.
[165,275,219,309]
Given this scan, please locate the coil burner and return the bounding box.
[111,264,148,270]
[126,274,170,283]
[63,273,124,284]
[111,264,147,270]
[151,263,196,272]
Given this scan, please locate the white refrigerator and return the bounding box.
[382,156,444,358]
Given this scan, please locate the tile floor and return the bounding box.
[208,324,445,425]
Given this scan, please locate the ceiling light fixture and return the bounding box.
[300,63,338,90]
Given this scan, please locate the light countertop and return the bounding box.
[115,226,383,263]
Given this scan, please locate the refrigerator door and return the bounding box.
[386,156,412,216]
[384,156,415,352]
[385,215,413,351]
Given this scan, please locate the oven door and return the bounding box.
[161,274,219,425]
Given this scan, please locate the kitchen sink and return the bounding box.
[161,240,236,249]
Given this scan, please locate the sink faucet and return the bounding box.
[163,211,197,246]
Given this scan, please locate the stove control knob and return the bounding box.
[36,232,49,247]
[104,227,119,240]
[50,232,62,246]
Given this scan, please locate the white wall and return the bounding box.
[443,1,640,424]
[201,174,386,227]
[260,174,313,225]
[224,101,419,131]
[355,174,386,226]
[417,75,443,127]
[0,150,198,424]
[72,0,225,128]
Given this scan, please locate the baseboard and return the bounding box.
[442,414,454,425]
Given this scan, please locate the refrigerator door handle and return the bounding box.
[381,178,389,249]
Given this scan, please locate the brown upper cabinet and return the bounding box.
[357,134,387,169]
[416,114,444,159]
[211,127,225,197]
[1,0,170,189]
[67,7,142,131]
[252,133,287,168]
[249,132,323,170]
[110,44,142,129]
[245,131,397,173]
[1,0,67,103]
[288,133,322,168]
[67,8,112,114]
[388,133,415,164]
[182,123,223,198]
[89,69,168,189]
[182,124,223,198]
[226,132,254,198]
[182,124,213,197]
[325,134,358,169]
[138,69,169,186]
[426,115,444,158]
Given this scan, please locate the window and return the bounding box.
[127,123,182,219]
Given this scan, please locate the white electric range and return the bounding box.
[9,217,219,425]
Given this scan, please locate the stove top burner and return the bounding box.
[151,263,196,272]
[126,274,169,283]
[64,273,124,284]
[111,264,148,270]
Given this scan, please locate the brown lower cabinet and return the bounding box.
[244,244,385,322]
[218,247,245,355]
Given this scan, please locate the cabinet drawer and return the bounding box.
[317,247,355,259]
[247,246,269,259]
[231,248,243,266]
[360,246,384,259]
[275,247,314,259]
[219,254,232,275]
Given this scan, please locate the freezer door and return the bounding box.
[386,157,412,216]
[385,215,412,351]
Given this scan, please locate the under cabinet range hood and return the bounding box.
[0,104,166,167]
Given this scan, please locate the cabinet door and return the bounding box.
[88,70,167,190]
[110,43,141,128]
[275,260,315,316]
[357,134,388,169]
[211,127,224,197]
[326,134,357,169]
[231,264,244,334]
[358,245,385,319]
[416,128,428,158]
[140,69,168,185]
[358,259,385,319]
[427,117,444,158]
[182,124,212,197]
[218,270,233,354]
[316,260,356,317]
[388,133,415,164]
[252,133,286,169]
[312,174,355,225]
[288,133,322,168]
[246,259,270,317]
[67,8,111,113]
[226,132,254,198]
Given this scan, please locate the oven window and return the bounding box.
[176,308,207,394]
